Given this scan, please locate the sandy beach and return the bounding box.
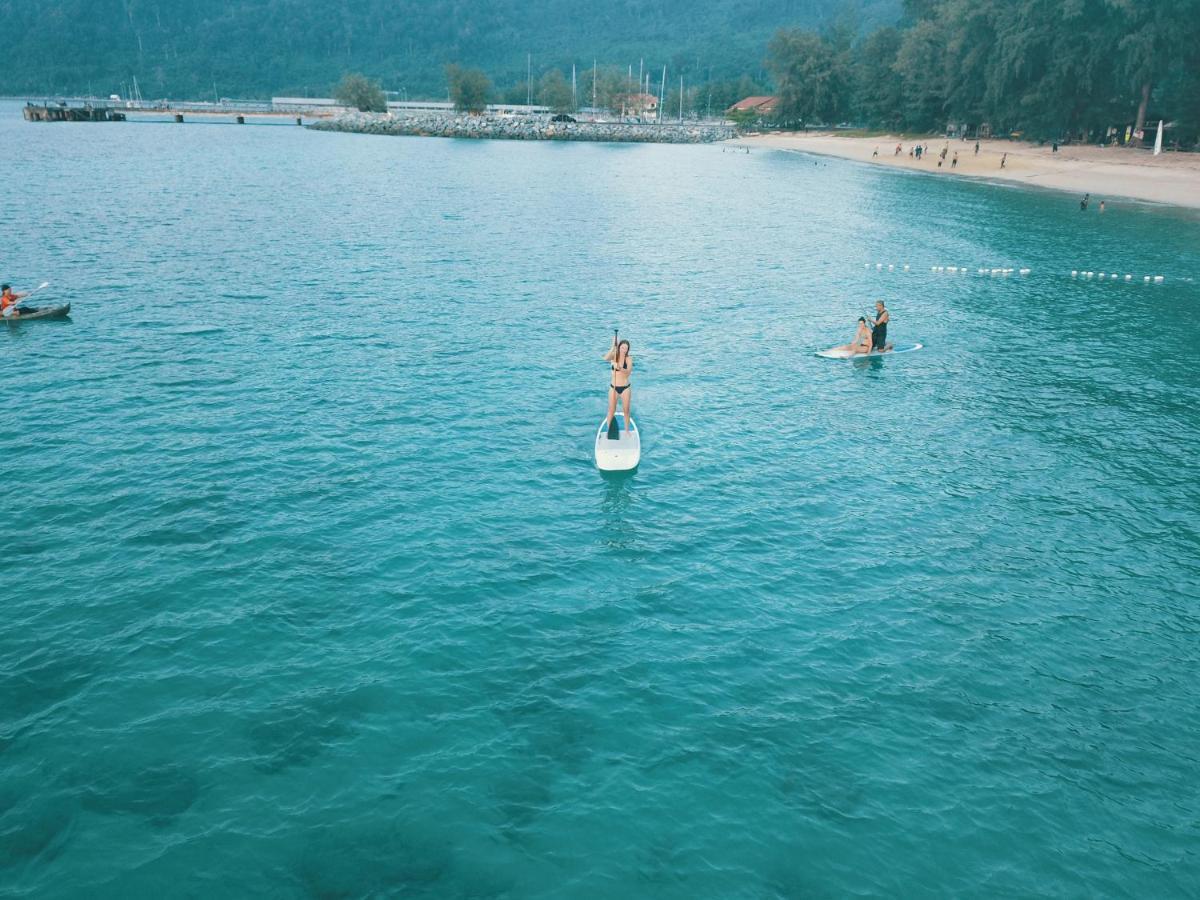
[738,132,1200,210]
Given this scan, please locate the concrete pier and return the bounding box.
[23,102,124,122]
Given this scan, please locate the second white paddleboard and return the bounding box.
[816,341,923,359]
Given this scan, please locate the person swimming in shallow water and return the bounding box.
[603,332,634,433]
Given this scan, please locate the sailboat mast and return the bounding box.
[659,66,666,123]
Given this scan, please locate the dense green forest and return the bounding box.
[766,0,1200,143]
[0,0,898,100]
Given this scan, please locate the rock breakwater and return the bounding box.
[310,112,735,144]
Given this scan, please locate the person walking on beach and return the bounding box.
[974,140,980,155]
[1001,153,1007,168]
[603,332,634,434]
[895,143,902,156]
[873,146,879,158]
[940,145,948,162]
[952,151,959,168]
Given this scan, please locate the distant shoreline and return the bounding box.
[737,132,1200,210]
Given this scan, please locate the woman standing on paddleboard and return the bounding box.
[603,332,634,433]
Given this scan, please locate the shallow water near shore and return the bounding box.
[3,102,1200,897]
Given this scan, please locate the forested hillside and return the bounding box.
[0,0,898,99]
[766,0,1200,143]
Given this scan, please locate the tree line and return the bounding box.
[766,0,1200,144]
[0,0,895,100]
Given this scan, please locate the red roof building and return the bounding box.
[727,96,779,116]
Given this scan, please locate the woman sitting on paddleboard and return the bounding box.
[603,332,634,433]
[832,318,874,356]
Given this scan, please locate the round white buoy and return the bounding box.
[991,268,1001,275]
[888,264,894,271]
[1144,276,1151,282]
[1154,275,1165,283]
[1019,268,1031,275]
[947,266,957,273]
[1125,274,1132,281]
[1098,272,1106,278]
[865,263,871,269]
[876,263,883,270]
[903,264,910,271]
[1071,270,1078,277]
[1110,274,1119,280]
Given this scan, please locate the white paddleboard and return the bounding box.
[595,411,640,471]
[816,341,923,359]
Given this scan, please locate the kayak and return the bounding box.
[595,410,640,471]
[816,341,922,359]
[2,304,71,322]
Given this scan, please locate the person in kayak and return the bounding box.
[603,333,634,434]
[832,318,874,356]
[0,284,38,318]
[870,301,893,353]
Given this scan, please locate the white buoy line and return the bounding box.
[863,262,1169,283]
[864,263,1028,277]
[1070,271,1166,283]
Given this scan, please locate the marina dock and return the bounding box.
[21,98,330,124]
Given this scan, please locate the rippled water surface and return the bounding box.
[3,102,1200,897]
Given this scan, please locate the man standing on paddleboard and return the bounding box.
[870,301,892,353]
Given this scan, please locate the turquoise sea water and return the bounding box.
[3,103,1200,897]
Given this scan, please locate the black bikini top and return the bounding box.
[612,358,629,372]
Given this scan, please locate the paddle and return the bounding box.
[2,282,49,318]
[607,328,621,440]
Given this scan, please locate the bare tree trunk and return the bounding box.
[1134,81,1151,135]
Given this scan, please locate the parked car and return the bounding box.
[551,114,577,123]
